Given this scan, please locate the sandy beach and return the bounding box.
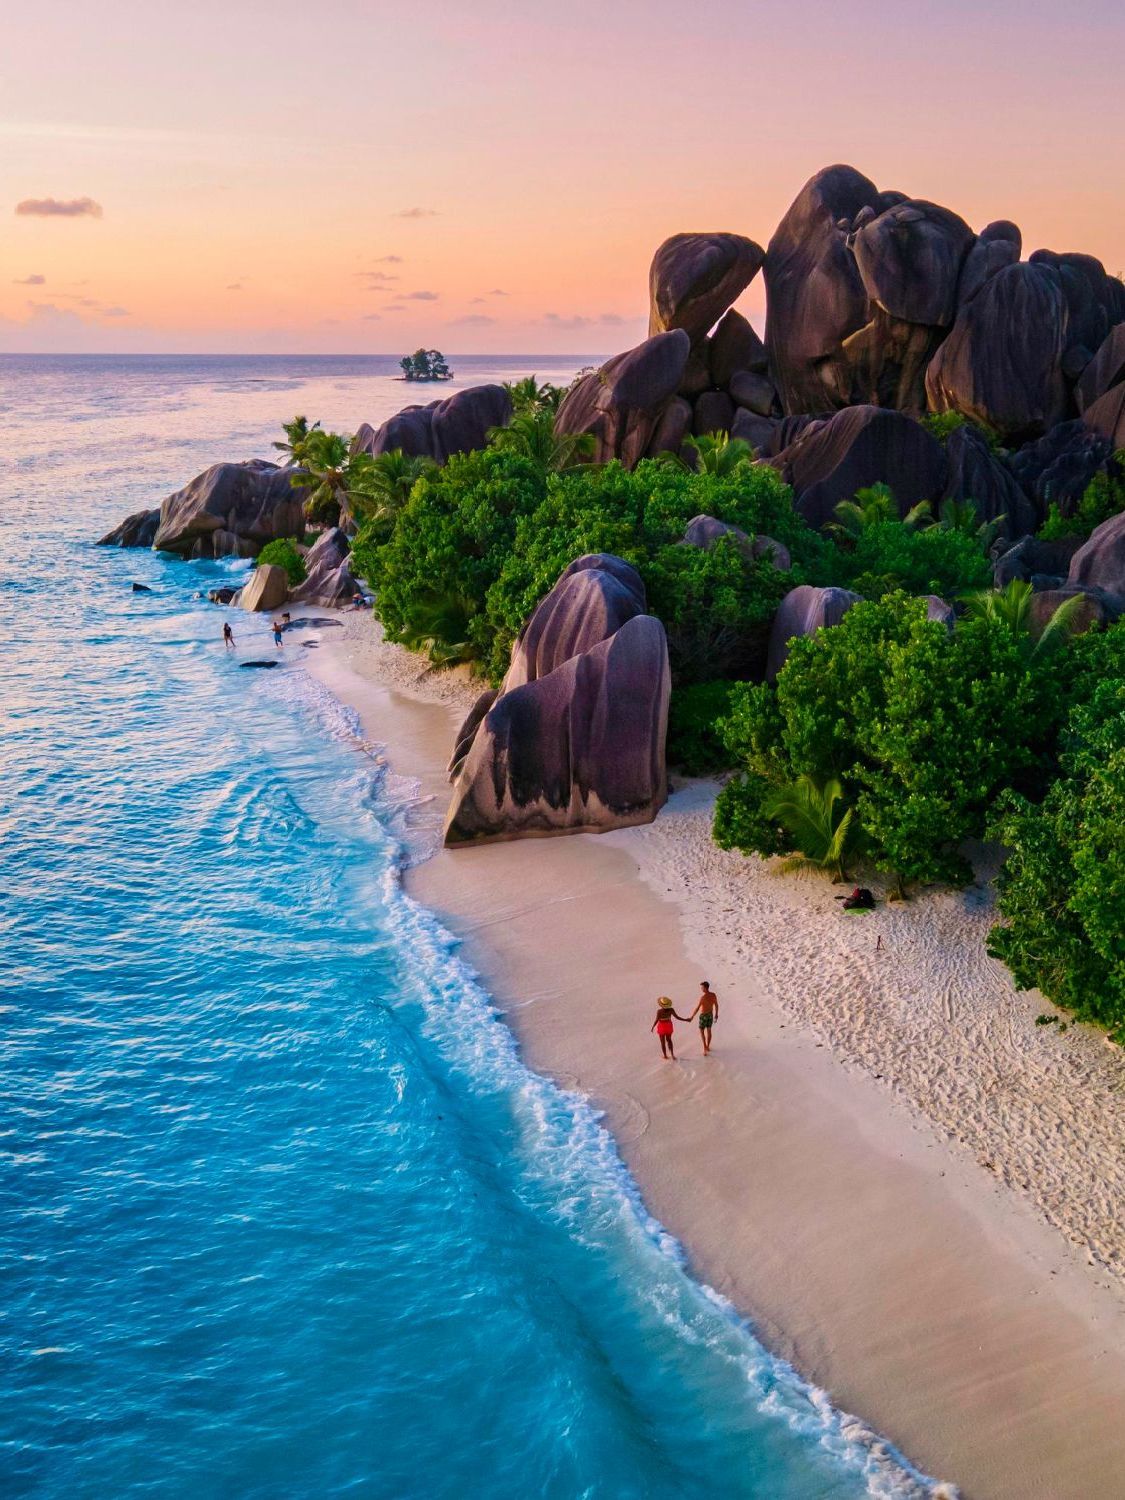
[308,609,1125,1500]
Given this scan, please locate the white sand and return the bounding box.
[305,609,1125,1500]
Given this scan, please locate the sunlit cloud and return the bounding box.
[226,282,243,291]
[374,254,403,263]
[15,196,103,218]
[451,313,497,326]
[542,311,626,330]
[362,313,382,321]
[102,306,130,318]
[490,288,509,297]
[13,273,45,284]
[355,271,399,286]
[404,290,439,301]
[393,207,439,219]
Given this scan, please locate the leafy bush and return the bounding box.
[1038,463,1125,541]
[256,538,306,586]
[989,676,1125,1038]
[666,680,741,774]
[921,410,1001,450]
[819,519,991,601]
[401,349,451,381]
[714,593,1067,888]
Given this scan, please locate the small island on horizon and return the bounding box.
[399,348,453,382]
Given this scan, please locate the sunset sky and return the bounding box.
[3,0,1124,355]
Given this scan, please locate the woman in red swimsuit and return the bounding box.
[651,996,688,1060]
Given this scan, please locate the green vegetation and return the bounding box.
[921,410,1001,451]
[667,680,741,774]
[1038,462,1125,541]
[400,349,452,381]
[257,538,306,586]
[503,375,566,415]
[486,410,595,472]
[762,775,857,881]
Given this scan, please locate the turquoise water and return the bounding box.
[1,357,944,1498]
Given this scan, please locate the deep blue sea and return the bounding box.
[0,356,944,1498]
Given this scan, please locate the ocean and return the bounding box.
[0,355,943,1499]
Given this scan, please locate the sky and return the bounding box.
[2,0,1124,355]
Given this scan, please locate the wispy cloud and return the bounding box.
[375,254,403,263]
[469,297,486,305]
[404,290,439,301]
[451,313,497,326]
[15,196,103,218]
[13,273,45,285]
[362,313,382,322]
[355,270,399,286]
[394,207,439,219]
[226,282,242,291]
[101,306,130,318]
[542,311,625,330]
[490,288,509,297]
[385,303,408,312]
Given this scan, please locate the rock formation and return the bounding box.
[236,562,289,613]
[98,508,160,548]
[648,233,764,348]
[353,383,511,463]
[766,584,862,680]
[289,528,357,607]
[1066,513,1125,610]
[553,331,691,465]
[681,515,791,570]
[445,556,670,845]
[151,461,307,559]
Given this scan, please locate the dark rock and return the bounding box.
[925,263,1069,441]
[942,424,1038,539]
[1083,383,1125,450]
[729,410,780,453]
[554,331,691,466]
[645,395,693,460]
[150,461,307,559]
[924,595,956,629]
[682,515,792,571]
[1029,588,1110,636]
[353,384,512,464]
[692,390,735,436]
[1029,250,1121,365]
[852,198,973,327]
[765,164,881,415]
[448,690,499,778]
[131,582,153,593]
[1066,513,1125,608]
[677,349,714,399]
[240,660,280,670]
[289,527,357,607]
[98,507,160,548]
[444,560,670,845]
[766,584,862,680]
[1008,419,1114,518]
[648,232,764,347]
[993,535,1085,589]
[1075,326,1125,413]
[728,370,776,416]
[207,586,238,605]
[769,405,947,530]
[709,309,768,385]
[956,221,1022,306]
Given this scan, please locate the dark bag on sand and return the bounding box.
[841,887,875,911]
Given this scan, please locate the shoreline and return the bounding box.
[305,609,1125,1500]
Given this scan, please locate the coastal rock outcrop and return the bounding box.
[648,232,764,348]
[553,331,691,465]
[353,383,512,464]
[237,562,289,612]
[445,556,670,845]
[151,461,307,559]
[766,584,862,680]
[98,507,160,548]
[289,527,357,607]
[769,405,947,530]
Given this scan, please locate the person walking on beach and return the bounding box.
[223,622,235,650]
[651,996,688,1061]
[688,981,719,1055]
[272,618,284,649]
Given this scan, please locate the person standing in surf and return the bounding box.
[651,996,688,1061]
[223,622,235,650]
[687,981,719,1055]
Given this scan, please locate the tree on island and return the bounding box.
[400,349,452,381]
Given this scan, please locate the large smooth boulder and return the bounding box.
[98,507,160,548]
[1028,588,1110,636]
[353,384,512,464]
[554,331,690,466]
[289,527,357,607]
[1083,383,1125,450]
[728,370,776,416]
[502,556,646,693]
[1067,513,1125,608]
[1009,419,1115,519]
[1029,250,1122,367]
[682,515,791,570]
[852,199,973,327]
[770,405,947,530]
[237,563,289,613]
[150,461,307,559]
[766,584,862,680]
[942,424,1038,539]
[993,535,1085,590]
[693,390,735,435]
[708,309,768,385]
[924,262,1069,441]
[1075,326,1125,413]
[956,221,1022,306]
[445,612,670,845]
[648,232,764,347]
[729,409,780,453]
[764,164,881,415]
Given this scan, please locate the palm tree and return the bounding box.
[487,410,595,472]
[934,497,1007,555]
[273,415,320,467]
[397,591,477,667]
[293,429,354,525]
[503,375,564,416]
[678,431,755,476]
[762,775,857,881]
[960,578,1088,654]
[827,483,931,544]
[350,449,437,533]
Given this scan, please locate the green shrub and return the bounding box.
[1038,463,1125,541]
[818,519,991,601]
[666,680,741,774]
[921,410,1001,450]
[256,538,306,586]
[714,593,1067,888]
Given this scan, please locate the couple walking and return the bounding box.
[652,982,718,1060]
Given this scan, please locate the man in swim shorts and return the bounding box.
[688,981,719,1055]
